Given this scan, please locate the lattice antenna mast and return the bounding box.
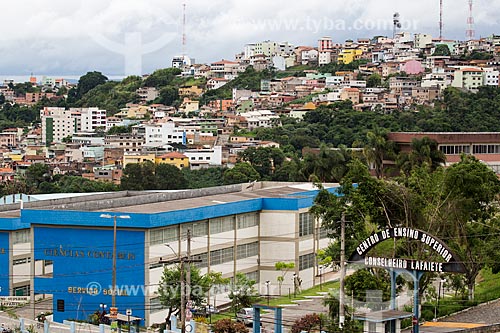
[439,0,444,40]
[182,2,187,57]
[466,0,475,40]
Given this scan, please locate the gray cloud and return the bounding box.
[1,0,499,77]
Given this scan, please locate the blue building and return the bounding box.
[0,182,337,326]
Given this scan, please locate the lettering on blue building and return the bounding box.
[44,247,135,260]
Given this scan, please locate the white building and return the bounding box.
[40,107,76,144]
[239,110,279,130]
[318,51,333,65]
[141,122,187,147]
[414,33,433,49]
[73,107,107,133]
[483,68,500,86]
[184,146,222,169]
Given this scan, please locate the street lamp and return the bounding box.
[233,290,240,317]
[434,279,446,321]
[100,214,131,308]
[265,280,270,305]
[318,266,324,291]
[99,304,107,324]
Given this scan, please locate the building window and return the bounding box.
[236,242,259,260]
[150,297,163,313]
[237,213,259,229]
[299,213,314,237]
[245,271,259,284]
[210,216,234,234]
[13,229,30,244]
[299,253,315,270]
[439,145,470,155]
[182,220,208,238]
[150,226,179,245]
[210,247,234,266]
[319,226,329,239]
[14,285,30,296]
[193,252,208,269]
[472,144,500,154]
[13,257,31,265]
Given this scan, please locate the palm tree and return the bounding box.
[363,128,395,178]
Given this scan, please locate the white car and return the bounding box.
[236,308,254,326]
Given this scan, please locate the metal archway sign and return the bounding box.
[349,227,466,274]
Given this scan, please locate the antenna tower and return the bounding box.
[466,0,475,40]
[182,2,187,57]
[439,0,444,40]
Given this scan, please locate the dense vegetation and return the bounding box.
[312,154,500,326]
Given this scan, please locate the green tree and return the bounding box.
[363,128,395,178]
[441,155,500,299]
[275,262,295,296]
[25,164,50,190]
[76,71,108,98]
[155,164,187,190]
[107,125,133,135]
[157,264,211,329]
[366,73,382,88]
[182,167,226,189]
[344,269,391,304]
[237,147,285,180]
[229,273,259,311]
[433,44,451,56]
[157,86,180,106]
[121,163,150,190]
[223,163,260,185]
[397,136,445,175]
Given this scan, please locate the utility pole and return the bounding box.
[339,211,346,328]
[112,215,117,308]
[185,229,192,333]
[159,230,200,333]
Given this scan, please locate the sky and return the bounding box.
[0,0,499,78]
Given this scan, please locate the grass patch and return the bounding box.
[209,280,339,323]
[421,268,500,321]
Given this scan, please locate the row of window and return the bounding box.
[236,242,259,260]
[473,144,500,154]
[299,253,316,271]
[13,257,31,265]
[439,145,470,155]
[210,247,234,266]
[299,213,314,237]
[157,243,259,270]
[440,144,500,155]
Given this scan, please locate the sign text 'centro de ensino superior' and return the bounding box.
[351,227,465,273]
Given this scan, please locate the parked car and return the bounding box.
[236,308,254,326]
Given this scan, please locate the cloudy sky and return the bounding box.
[1,0,499,78]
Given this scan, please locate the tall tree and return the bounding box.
[76,71,108,98]
[223,163,260,185]
[155,164,187,190]
[363,128,395,178]
[157,264,212,328]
